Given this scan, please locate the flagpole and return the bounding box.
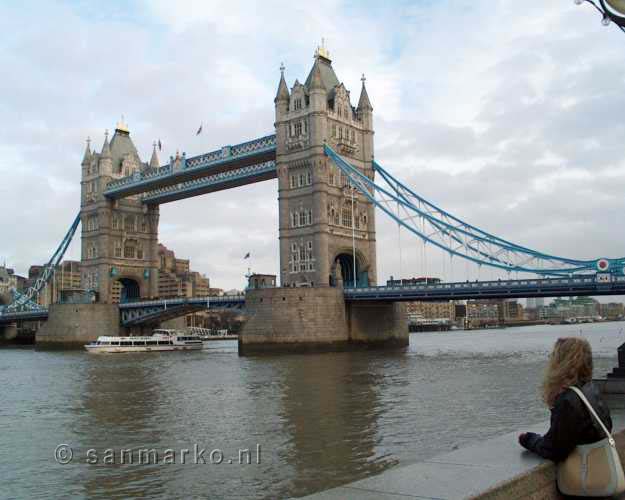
[351,183,356,288]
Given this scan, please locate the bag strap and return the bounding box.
[568,386,615,446]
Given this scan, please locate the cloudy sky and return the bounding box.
[1,0,624,292]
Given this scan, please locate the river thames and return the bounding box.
[1,322,622,499]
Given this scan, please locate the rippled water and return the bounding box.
[0,323,622,499]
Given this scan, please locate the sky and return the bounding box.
[1,0,624,293]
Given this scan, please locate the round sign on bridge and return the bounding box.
[601,0,625,26]
[597,258,610,271]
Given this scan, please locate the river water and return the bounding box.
[1,323,623,500]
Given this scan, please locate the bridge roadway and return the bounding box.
[344,274,625,301]
[103,134,277,202]
[2,275,624,326]
[119,295,245,326]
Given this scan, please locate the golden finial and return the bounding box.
[116,114,129,133]
[315,38,330,60]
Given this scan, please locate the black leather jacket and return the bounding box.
[520,381,612,462]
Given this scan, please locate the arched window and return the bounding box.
[306,171,312,185]
[291,212,298,228]
[137,243,144,260]
[307,209,312,225]
[299,173,305,186]
[112,214,119,230]
[114,241,122,258]
[338,127,343,140]
[332,124,336,137]
[299,210,306,226]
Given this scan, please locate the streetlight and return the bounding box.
[575,0,625,31]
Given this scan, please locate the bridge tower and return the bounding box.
[275,44,377,288]
[80,122,160,303]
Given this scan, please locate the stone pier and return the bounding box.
[238,286,408,355]
[36,303,120,349]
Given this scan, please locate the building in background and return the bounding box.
[405,301,454,322]
[157,244,211,299]
[25,261,82,306]
[0,266,19,296]
[465,299,523,327]
[600,303,625,320]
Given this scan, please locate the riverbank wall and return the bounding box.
[299,411,625,500]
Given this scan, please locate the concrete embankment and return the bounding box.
[298,411,625,500]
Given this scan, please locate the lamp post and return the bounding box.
[575,0,625,31]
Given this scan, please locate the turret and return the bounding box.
[149,141,160,169]
[81,137,92,166]
[357,74,373,130]
[99,130,112,176]
[275,63,290,117]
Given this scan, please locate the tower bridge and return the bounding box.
[2,44,625,351]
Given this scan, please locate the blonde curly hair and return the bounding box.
[542,337,593,407]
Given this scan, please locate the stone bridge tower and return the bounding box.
[80,122,160,303]
[275,45,377,288]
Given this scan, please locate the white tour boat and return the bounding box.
[85,331,203,353]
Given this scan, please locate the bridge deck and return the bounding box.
[103,135,276,200]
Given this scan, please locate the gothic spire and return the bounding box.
[357,74,373,111]
[149,141,160,169]
[101,129,111,158]
[81,137,92,165]
[275,62,290,102]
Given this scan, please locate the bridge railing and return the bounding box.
[343,275,625,299]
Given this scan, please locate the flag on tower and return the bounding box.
[196,124,203,136]
[158,139,162,151]
[243,252,250,259]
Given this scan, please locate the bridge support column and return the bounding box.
[2,322,18,341]
[238,287,408,355]
[36,303,120,349]
[346,301,409,348]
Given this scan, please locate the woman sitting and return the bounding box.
[518,337,612,462]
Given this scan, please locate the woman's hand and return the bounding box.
[518,432,539,450]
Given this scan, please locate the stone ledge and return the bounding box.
[297,411,625,500]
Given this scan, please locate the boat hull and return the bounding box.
[85,344,203,354]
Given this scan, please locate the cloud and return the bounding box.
[1,0,624,295]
